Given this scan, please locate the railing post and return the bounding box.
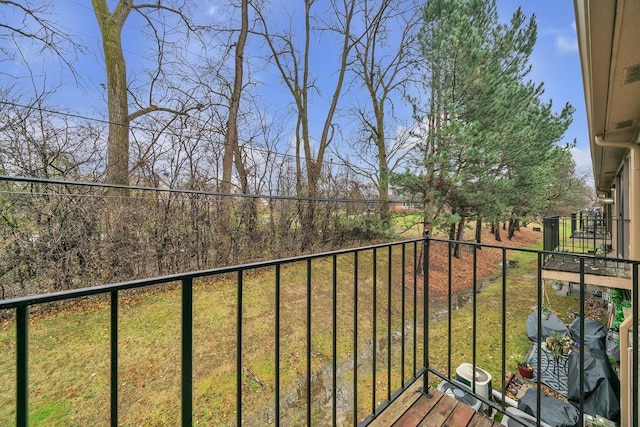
[182,277,193,427]
[422,229,430,394]
[16,304,28,427]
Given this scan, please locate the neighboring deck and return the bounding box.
[542,253,633,289]
[367,379,500,427]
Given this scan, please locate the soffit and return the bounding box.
[575,0,640,193]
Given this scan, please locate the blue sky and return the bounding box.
[1,1,591,182]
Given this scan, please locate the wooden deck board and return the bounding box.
[368,380,424,427]
[469,411,498,426]
[366,381,499,427]
[392,393,443,426]
[417,394,457,427]
[441,401,476,426]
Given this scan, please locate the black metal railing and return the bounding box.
[543,213,619,257]
[1,237,639,426]
[423,237,639,427]
[0,239,426,426]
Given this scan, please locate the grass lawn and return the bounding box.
[0,246,423,426]
[425,244,582,391]
[0,227,588,425]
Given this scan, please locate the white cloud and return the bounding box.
[206,6,217,16]
[556,35,578,54]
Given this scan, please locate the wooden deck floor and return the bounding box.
[367,379,500,427]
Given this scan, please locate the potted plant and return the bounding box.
[545,332,574,358]
[541,306,553,320]
[551,280,562,290]
[514,354,534,379]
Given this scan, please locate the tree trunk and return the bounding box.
[219,0,249,262]
[508,217,517,240]
[475,216,482,244]
[93,0,134,276]
[377,141,391,228]
[92,0,132,193]
[494,221,502,242]
[454,215,465,258]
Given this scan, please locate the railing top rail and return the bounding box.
[4,234,637,310]
[0,237,423,309]
[427,237,639,264]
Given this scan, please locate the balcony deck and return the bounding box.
[2,233,637,426]
[541,215,633,288]
[544,253,630,277]
[367,379,499,427]
[542,253,633,289]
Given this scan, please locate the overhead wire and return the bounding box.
[0,175,408,205]
[0,99,334,169]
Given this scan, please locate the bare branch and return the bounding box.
[0,0,83,77]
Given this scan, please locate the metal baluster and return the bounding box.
[16,305,28,427]
[501,249,507,411]
[237,271,243,426]
[401,244,406,386]
[353,251,359,426]
[447,242,452,378]
[372,247,377,412]
[306,259,312,426]
[110,291,118,427]
[332,254,337,426]
[275,265,281,426]
[413,241,417,378]
[633,263,638,427]
[423,232,430,394]
[387,246,392,401]
[182,277,193,427]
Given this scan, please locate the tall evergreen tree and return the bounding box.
[394,0,574,251]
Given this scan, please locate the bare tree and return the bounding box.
[90,0,206,192]
[252,0,357,249]
[221,0,249,195]
[341,0,421,227]
[0,0,82,73]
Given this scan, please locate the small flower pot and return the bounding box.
[518,364,534,379]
